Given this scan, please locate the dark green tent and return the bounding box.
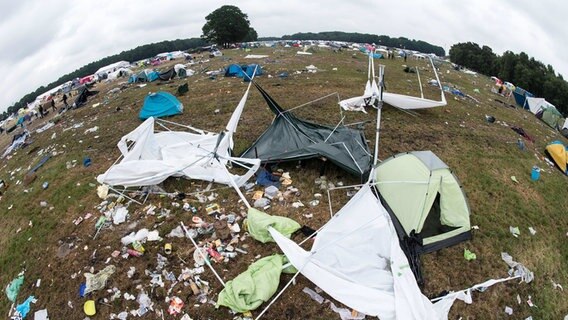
[158,68,176,81]
[241,82,371,178]
[73,87,99,108]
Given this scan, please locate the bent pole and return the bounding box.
[373,65,385,167]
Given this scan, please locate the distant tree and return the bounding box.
[243,27,258,42]
[449,42,568,115]
[202,5,252,48]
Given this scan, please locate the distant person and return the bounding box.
[38,105,44,118]
[51,99,57,111]
[403,52,407,62]
[62,94,69,108]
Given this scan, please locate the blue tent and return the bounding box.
[513,87,534,107]
[147,71,160,82]
[225,64,246,77]
[225,64,263,81]
[139,92,183,120]
[243,64,263,82]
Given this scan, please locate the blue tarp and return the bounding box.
[139,92,183,120]
[513,87,534,107]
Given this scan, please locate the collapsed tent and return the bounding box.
[74,87,99,108]
[340,54,446,111]
[139,92,183,120]
[129,69,160,83]
[545,141,568,174]
[158,68,176,81]
[241,82,372,178]
[269,184,459,319]
[374,151,471,282]
[339,53,380,112]
[383,57,446,110]
[225,64,263,81]
[97,82,260,189]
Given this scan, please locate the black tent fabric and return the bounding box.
[241,82,371,178]
[74,87,99,108]
[159,68,176,81]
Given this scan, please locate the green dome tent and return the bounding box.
[374,151,471,283]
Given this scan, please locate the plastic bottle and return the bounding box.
[531,166,540,181]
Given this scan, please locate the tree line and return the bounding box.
[280,31,445,56]
[1,38,206,121]
[449,42,568,114]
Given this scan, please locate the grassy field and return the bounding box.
[0,46,567,319]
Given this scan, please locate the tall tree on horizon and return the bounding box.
[202,5,253,48]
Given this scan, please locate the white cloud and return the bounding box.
[1,0,566,112]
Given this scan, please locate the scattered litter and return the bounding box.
[6,274,24,302]
[253,198,270,208]
[111,206,128,225]
[501,252,534,283]
[84,126,99,134]
[168,296,184,315]
[97,184,109,200]
[551,280,563,291]
[83,265,116,295]
[303,287,324,304]
[510,176,519,183]
[528,227,536,236]
[509,226,520,238]
[505,306,513,315]
[464,249,477,261]
[15,295,36,318]
[34,309,49,320]
[291,201,304,208]
[526,295,536,307]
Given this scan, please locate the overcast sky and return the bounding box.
[0,0,565,112]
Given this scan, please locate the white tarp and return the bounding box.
[383,91,446,110]
[340,55,446,111]
[339,54,379,113]
[269,185,452,319]
[97,83,260,188]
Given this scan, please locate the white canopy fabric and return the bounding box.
[97,83,260,188]
[269,184,463,319]
[383,91,446,110]
[340,55,447,111]
[339,54,379,113]
[563,118,568,130]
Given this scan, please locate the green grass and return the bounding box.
[1,47,567,318]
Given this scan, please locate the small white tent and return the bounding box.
[97,82,260,189]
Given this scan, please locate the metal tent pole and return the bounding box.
[373,65,385,167]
